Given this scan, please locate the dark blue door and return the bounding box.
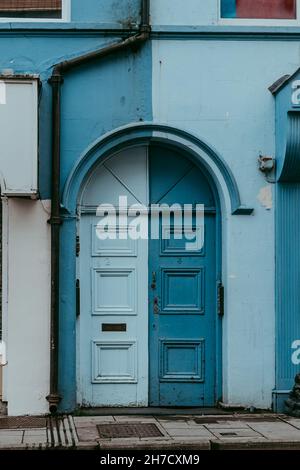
[149,145,218,406]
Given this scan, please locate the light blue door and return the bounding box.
[149,145,218,407]
[78,147,149,407]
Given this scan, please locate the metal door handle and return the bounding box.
[151,271,157,290]
[153,297,160,314]
[76,279,80,317]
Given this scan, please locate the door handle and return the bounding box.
[153,296,160,314]
[217,281,224,317]
[76,279,80,317]
[151,271,157,290]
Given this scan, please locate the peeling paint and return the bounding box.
[257,185,272,210]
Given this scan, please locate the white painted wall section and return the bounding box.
[5,199,51,416]
[0,80,38,196]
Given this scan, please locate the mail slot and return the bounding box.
[102,323,127,332]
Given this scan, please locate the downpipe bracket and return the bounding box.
[48,73,64,85]
[48,216,63,226]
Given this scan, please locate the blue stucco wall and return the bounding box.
[2,0,300,413]
[71,0,141,25]
[60,44,152,190]
[0,34,152,199]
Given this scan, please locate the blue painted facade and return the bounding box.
[2,0,300,414]
[0,34,152,199]
[270,72,300,410]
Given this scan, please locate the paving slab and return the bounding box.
[158,419,202,428]
[0,436,24,445]
[99,439,211,450]
[281,417,300,430]
[113,416,159,423]
[247,422,300,440]
[22,429,47,443]
[165,428,215,438]
[203,421,250,429]
[23,429,47,435]
[139,436,173,442]
[73,416,115,427]
[76,426,100,442]
[208,427,263,440]
[0,429,23,436]
[76,441,99,450]
[0,443,28,450]
[99,437,139,444]
[0,430,23,445]
[22,436,48,445]
[212,439,300,450]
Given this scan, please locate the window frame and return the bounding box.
[0,0,71,22]
[219,0,300,26]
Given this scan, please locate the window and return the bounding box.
[221,0,297,21]
[0,0,70,21]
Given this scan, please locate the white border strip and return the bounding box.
[219,0,300,26]
[0,82,6,105]
[0,0,71,23]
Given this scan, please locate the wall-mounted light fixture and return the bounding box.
[258,155,275,173]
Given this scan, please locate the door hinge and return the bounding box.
[217,281,224,317]
[76,279,80,317]
[76,235,80,256]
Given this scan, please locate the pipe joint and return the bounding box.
[48,72,64,85]
[140,23,151,36]
[128,32,149,52]
[48,216,63,226]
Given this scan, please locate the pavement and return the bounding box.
[1,413,300,450]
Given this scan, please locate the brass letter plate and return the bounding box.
[102,323,127,332]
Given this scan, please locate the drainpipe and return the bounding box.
[46,1,151,413]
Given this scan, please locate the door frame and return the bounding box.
[58,123,251,412]
[75,142,223,408]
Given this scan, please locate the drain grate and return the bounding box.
[0,416,47,429]
[97,423,163,439]
[220,432,238,437]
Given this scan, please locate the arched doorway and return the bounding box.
[77,143,220,407]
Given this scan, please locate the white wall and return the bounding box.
[152,39,300,408]
[4,199,51,416]
[0,80,38,196]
